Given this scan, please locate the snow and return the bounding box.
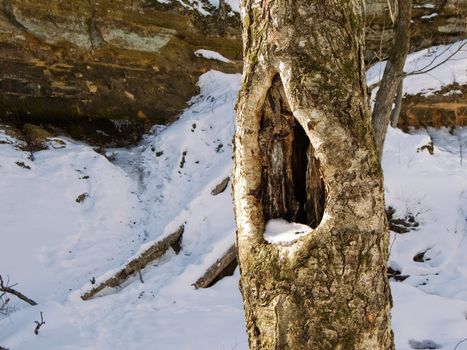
[264,219,312,244]
[204,0,240,12]
[367,40,467,96]
[392,282,467,350]
[383,126,467,303]
[160,0,239,15]
[0,71,246,350]
[169,0,211,16]
[194,49,231,63]
[1,40,467,349]
[225,0,240,13]
[414,4,436,9]
[421,13,438,19]
[0,134,144,304]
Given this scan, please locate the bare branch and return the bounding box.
[454,337,467,350]
[0,293,10,316]
[387,0,397,24]
[0,275,37,306]
[33,312,45,335]
[405,42,467,77]
[368,42,466,97]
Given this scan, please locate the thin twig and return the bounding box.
[33,312,45,335]
[405,42,466,77]
[368,42,467,94]
[138,267,144,284]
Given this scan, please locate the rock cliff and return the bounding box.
[366,0,466,62]
[0,0,241,145]
[0,0,465,145]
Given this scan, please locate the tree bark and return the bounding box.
[372,0,412,156]
[390,79,404,128]
[232,1,393,349]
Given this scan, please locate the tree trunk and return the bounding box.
[232,1,393,349]
[372,0,412,156]
[390,79,404,128]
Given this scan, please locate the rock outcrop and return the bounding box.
[0,0,465,145]
[398,83,467,130]
[0,0,241,145]
[366,0,467,62]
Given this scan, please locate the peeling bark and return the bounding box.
[233,0,393,349]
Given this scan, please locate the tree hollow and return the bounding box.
[259,75,325,230]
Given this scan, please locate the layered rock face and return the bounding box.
[0,0,465,145]
[366,0,467,62]
[0,0,241,145]
[399,84,467,130]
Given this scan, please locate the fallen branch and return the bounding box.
[193,244,238,289]
[33,312,45,335]
[0,275,37,306]
[81,226,184,300]
[0,292,10,315]
[454,337,467,350]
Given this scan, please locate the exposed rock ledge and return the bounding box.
[0,0,465,145]
[0,0,241,146]
[399,83,467,130]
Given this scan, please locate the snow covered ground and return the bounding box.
[1,43,466,349]
[367,39,467,97]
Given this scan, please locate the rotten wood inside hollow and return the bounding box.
[193,244,237,289]
[81,225,184,300]
[259,75,325,228]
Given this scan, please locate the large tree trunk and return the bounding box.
[232,0,393,349]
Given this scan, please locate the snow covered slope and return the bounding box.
[1,43,466,350]
[367,39,467,96]
[0,71,246,350]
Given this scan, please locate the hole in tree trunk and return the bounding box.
[259,75,325,229]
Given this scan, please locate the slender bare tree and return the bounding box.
[372,0,412,155]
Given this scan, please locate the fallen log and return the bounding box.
[193,244,238,289]
[81,225,184,300]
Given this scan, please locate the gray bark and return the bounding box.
[232,0,393,349]
[372,0,412,156]
[390,79,404,127]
